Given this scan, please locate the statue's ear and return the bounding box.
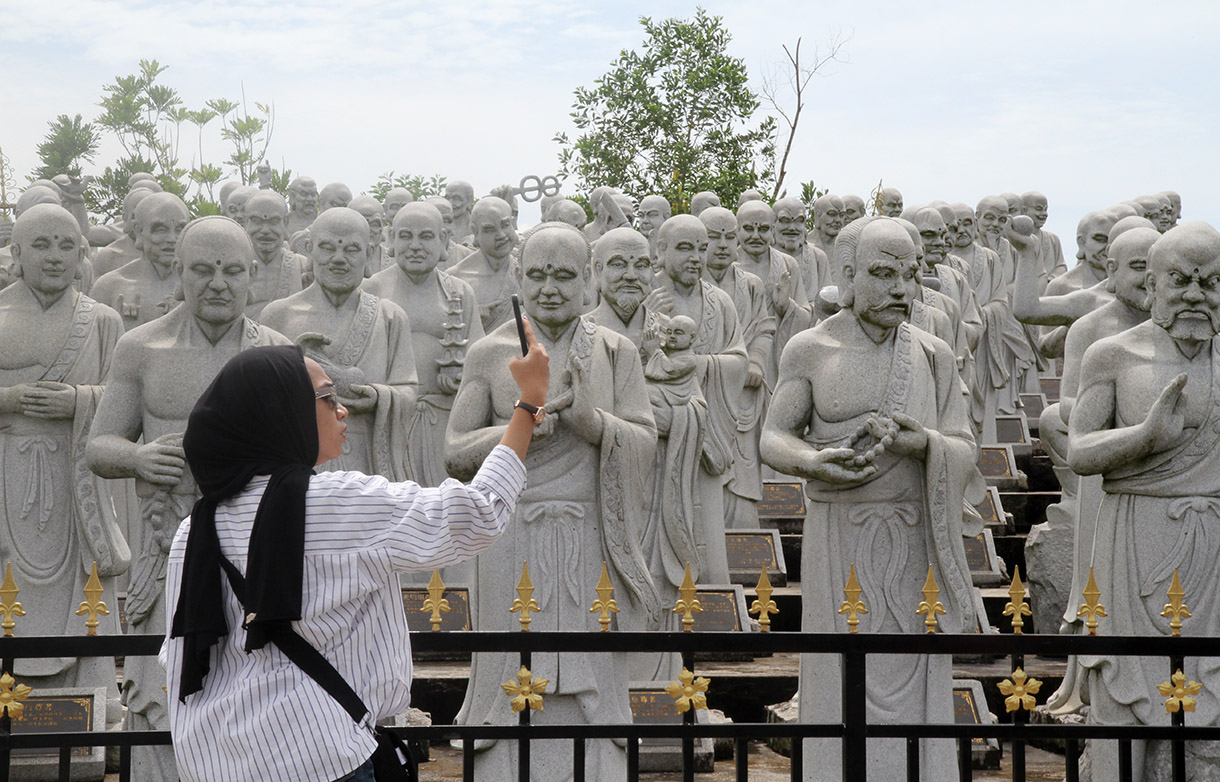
[1144,271,1156,295]
[1104,258,1118,293]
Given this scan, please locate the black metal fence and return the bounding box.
[0,630,1215,782]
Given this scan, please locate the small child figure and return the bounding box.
[645,315,699,405]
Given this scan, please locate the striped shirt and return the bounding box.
[160,445,526,781]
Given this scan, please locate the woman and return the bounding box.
[160,321,548,781]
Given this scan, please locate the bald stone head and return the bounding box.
[976,196,1010,240]
[949,203,977,248]
[130,179,163,193]
[318,183,353,213]
[880,187,903,217]
[1147,222,1220,340]
[27,180,61,198]
[218,182,241,209]
[612,195,635,227]
[517,223,591,327]
[243,191,290,259]
[772,197,808,254]
[128,172,158,189]
[637,195,671,239]
[841,194,866,224]
[1020,191,1049,229]
[737,200,776,260]
[390,202,445,277]
[837,217,920,324]
[701,206,739,276]
[348,195,386,248]
[173,216,256,325]
[383,188,414,223]
[10,204,85,297]
[424,196,455,243]
[593,226,652,310]
[308,207,370,296]
[657,215,708,289]
[134,192,190,264]
[121,188,153,240]
[1160,190,1182,225]
[1108,215,1157,246]
[539,193,563,221]
[288,177,318,215]
[813,194,845,241]
[470,196,517,260]
[1000,193,1023,219]
[445,180,474,219]
[224,186,258,225]
[690,191,721,216]
[912,207,950,267]
[549,200,588,230]
[15,186,62,218]
[1106,226,1160,310]
[737,189,764,208]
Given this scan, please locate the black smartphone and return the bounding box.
[511,294,529,356]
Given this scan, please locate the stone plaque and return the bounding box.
[1040,376,1061,403]
[758,482,806,518]
[401,587,471,632]
[725,530,788,587]
[994,415,1029,445]
[629,687,714,769]
[963,529,1006,586]
[977,446,1014,478]
[953,679,1002,768]
[117,594,127,635]
[9,686,107,779]
[973,486,1008,531]
[691,589,743,632]
[1019,393,1048,421]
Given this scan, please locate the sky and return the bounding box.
[2,0,1217,246]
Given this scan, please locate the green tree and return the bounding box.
[31,114,102,181]
[554,8,776,213]
[367,172,448,202]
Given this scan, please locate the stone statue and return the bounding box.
[1020,191,1067,280]
[94,189,153,278]
[348,195,388,276]
[0,204,128,734]
[690,190,721,216]
[841,194,867,224]
[582,187,628,242]
[318,182,353,212]
[640,215,746,596]
[612,194,635,227]
[217,182,240,212]
[547,199,588,230]
[735,201,812,391]
[363,202,483,487]
[1133,194,1169,231]
[702,206,774,529]
[222,185,257,224]
[242,191,308,319]
[637,194,671,259]
[0,187,71,291]
[423,196,473,270]
[1038,227,1157,717]
[773,197,833,300]
[538,192,563,222]
[286,176,319,234]
[444,180,475,245]
[91,193,190,331]
[586,226,654,348]
[761,216,981,782]
[448,197,520,332]
[87,216,290,781]
[880,187,903,217]
[448,222,658,782]
[488,184,521,230]
[912,207,984,375]
[383,187,414,227]
[260,207,417,479]
[1068,222,1220,778]
[737,189,764,207]
[809,193,844,261]
[1159,190,1182,228]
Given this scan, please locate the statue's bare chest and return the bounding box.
[809,346,891,422]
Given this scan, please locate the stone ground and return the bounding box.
[411,741,1067,780]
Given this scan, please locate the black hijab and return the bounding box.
[172,345,319,701]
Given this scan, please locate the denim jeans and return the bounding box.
[335,757,375,782]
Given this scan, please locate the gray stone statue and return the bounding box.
[444,180,475,245]
[761,216,981,782]
[841,194,866,224]
[637,194,671,260]
[880,187,903,217]
[448,222,658,782]
[93,188,153,278]
[586,226,654,348]
[1068,222,1220,778]
[689,190,721,216]
[222,185,257,224]
[91,192,190,331]
[318,182,353,212]
[242,191,308,319]
[1020,191,1067,281]
[348,195,387,276]
[87,216,291,781]
[260,207,417,479]
[448,197,520,333]
[286,176,319,234]
[0,204,128,733]
[809,193,844,261]
[423,196,473,270]
[773,197,833,301]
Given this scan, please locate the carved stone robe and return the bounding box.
[245,245,308,319]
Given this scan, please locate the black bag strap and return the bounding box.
[218,555,370,726]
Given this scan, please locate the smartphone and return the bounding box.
[511,294,529,356]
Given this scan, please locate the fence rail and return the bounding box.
[0,630,1212,782]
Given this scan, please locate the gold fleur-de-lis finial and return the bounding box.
[997,668,1042,712]
[665,667,711,713]
[589,562,619,632]
[509,562,539,631]
[1002,566,1032,634]
[501,665,548,713]
[1157,670,1202,714]
[749,566,778,632]
[0,673,32,718]
[75,562,109,636]
[673,563,702,631]
[915,565,946,633]
[421,570,450,632]
[1161,569,1191,637]
[0,564,25,637]
[838,564,868,634]
[1077,567,1107,635]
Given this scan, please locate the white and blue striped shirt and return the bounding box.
[160,445,526,781]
